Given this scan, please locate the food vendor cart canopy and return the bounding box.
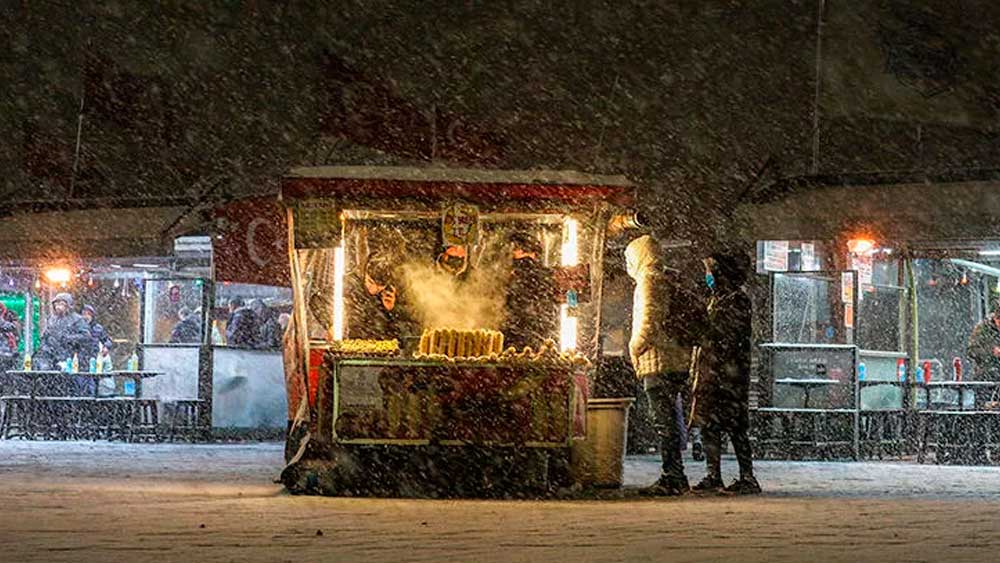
[0,205,206,260]
[281,166,634,207]
[739,168,1000,242]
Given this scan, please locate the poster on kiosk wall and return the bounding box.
[763,240,789,272]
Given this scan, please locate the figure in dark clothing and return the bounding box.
[226,298,258,348]
[968,301,1000,382]
[37,293,93,394]
[81,304,114,361]
[0,303,20,370]
[170,307,202,344]
[502,232,559,351]
[37,293,92,369]
[691,252,760,495]
[346,253,413,341]
[250,299,283,350]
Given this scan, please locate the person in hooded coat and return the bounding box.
[169,307,202,344]
[250,299,283,350]
[691,251,761,495]
[968,299,1000,382]
[225,298,258,348]
[81,304,114,361]
[37,293,93,395]
[37,293,92,366]
[0,302,20,369]
[625,234,699,495]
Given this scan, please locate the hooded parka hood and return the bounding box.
[625,235,660,280]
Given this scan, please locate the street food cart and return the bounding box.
[279,166,633,496]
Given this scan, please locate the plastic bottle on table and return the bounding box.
[953,357,963,382]
[97,350,113,373]
[858,362,866,382]
[72,354,79,373]
[897,359,907,382]
[128,351,139,372]
[22,353,31,371]
[89,357,97,373]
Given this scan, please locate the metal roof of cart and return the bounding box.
[281,166,635,208]
[285,166,633,187]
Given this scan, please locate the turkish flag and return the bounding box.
[214,196,290,287]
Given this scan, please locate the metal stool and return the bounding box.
[165,400,206,442]
[0,396,33,439]
[130,400,160,442]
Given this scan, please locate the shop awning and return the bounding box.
[0,205,207,260]
[740,170,1000,242]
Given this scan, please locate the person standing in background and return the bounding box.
[250,299,283,350]
[0,303,20,371]
[169,307,202,344]
[225,298,258,348]
[37,293,92,394]
[968,299,1000,382]
[81,304,114,362]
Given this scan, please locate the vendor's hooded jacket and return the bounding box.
[625,235,696,378]
[38,294,92,365]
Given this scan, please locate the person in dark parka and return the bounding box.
[691,251,761,495]
[37,293,92,369]
[170,307,202,344]
[81,304,114,361]
[226,298,258,348]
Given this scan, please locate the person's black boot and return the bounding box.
[692,475,724,492]
[691,440,705,461]
[723,476,762,495]
[639,475,690,497]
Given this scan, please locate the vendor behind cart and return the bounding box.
[502,231,558,351]
[346,251,415,341]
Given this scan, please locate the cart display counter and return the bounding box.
[318,356,584,447]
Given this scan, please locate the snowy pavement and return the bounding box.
[3,441,1000,562]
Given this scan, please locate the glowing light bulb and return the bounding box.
[44,267,72,285]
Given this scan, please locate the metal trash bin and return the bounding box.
[570,397,635,488]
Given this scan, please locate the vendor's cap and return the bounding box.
[82,304,96,315]
[52,292,74,306]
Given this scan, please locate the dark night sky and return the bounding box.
[3,1,1000,234]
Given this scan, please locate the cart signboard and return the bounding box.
[441,203,480,248]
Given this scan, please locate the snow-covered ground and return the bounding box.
[3,440,1000,562]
